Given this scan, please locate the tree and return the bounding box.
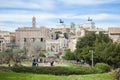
[75,32,96,62]
[62,49,76,60]
[0,52,4,64]
[3,49,13,66]
[21,47,28,59]
[39,52,46,58]
[1,47,28,66]
[75,32,118,67]
[12,48,25,66]
[28,42,45,57]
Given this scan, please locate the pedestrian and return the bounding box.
[50,61,54,66]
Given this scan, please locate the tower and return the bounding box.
[32,16,36,28]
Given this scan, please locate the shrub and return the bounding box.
[10,66,94,75]
[39,52,46,57]
[0,66,9,71]
[70,65,94,74]
[115,68,120,80]
[94,63,111,73]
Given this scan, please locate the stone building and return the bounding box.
[75,18,105,38]
[46,34,68,56]
[0,31,11,43]
[51,21,76,40]
[15,17,51,56]
[68,18,105,51]
[46,40,60,55]
[108,27,120,42]
[0,37,6,52]
[0,31,15,52]
[15,17,50,48]
[68,37,77,51]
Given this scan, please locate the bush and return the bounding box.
[10,66,94,75]
[0,66,10,72]
[94,63,111,73]
[39,52,46,57]
[71,66,94,74]
[115,68,120,80]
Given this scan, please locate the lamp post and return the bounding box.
[89,50,94,68]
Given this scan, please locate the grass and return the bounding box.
[0,71,116,80]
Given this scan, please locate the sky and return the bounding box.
[0,0,120,31]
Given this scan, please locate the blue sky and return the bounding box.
[0,0,120,31]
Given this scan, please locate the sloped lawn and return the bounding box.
[0,71,116,80]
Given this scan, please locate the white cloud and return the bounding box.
[0,13,73,22]
[71,13,110,20]
[96,23,120,30]
[0,13,120,22]
[0,0,55,10]
[0,12,120,31]
[0,25,17,32]
[60,0,118,5]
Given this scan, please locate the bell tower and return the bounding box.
[32,16,36,28]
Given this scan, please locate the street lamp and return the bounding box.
[89,50,94,68]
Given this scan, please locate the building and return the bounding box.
[68,18,105,51]
[0,17,108,56]
[68,37,77,51]
[0,31,15,52]
[46,40,60,55]
[51,20,76,40]
[15,17,51,56]
[15,17,50,48]
[0,31,11,43]
[0,38,6,52]
[76,18,105,38]
[46,34,68,56]
[108,27,120,42]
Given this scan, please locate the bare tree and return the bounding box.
[28,41,46,57]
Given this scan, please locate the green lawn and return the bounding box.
[0,71,116,80]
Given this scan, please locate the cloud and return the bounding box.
[0,25,18,32]
[0,13,120,23]
[96,22,120,30]
[71,14,111,20]
[0,0,55,10]
[0,13,72,22]
[0,11,120,31]
[60,0,118,5]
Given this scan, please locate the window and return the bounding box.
[24,38,26,42]
[32,38,35,42]
[51,34,53,39]
[40,38,43,42]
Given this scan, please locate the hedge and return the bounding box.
[10,66,94,75]
[10,63,111,75]
[94,63,111,73]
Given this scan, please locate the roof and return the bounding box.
[109,27,120,34]
[86,28,105,32]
